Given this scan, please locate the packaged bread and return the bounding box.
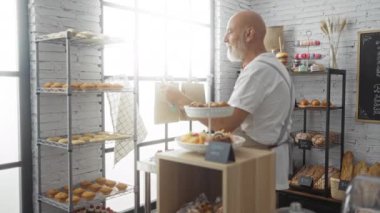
[340,151,354,181]
[353,161,369,177]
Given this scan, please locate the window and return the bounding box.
[102,0,212,211]
[0,0,31,212]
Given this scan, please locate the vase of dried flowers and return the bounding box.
[320,17,347,69]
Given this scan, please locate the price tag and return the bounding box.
[338,180,350,191]
[298,139,312,150]
[299,176,313,187]
[205,142,235,164]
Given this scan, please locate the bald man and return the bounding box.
[164,10,294,190]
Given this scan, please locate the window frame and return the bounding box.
[101,0,215,212]
[0,0,32,212]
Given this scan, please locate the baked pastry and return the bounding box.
[82,133,96,138]
[66,195,80,205]
[73,187,85,196]
[54,192,68,203]
[116,183,128,191]
[78,136,92,142]
[110,83,123,90]
[42,82,54,88]
[72,139,85,145]
[353,161,369,177]
[81,191,96,201]
[79,82,96,90]
[311,99,321,107]
[79,180,92,189]
[368,163,380,177]
[313,167,340,190]
[46,137,62,142]
[46,188,60,198]
[96,177,106,185]
[298,99,309,107]
[104,180,116,188]
[311,134,325,146]
[51,82,65,88]
[99,186,113,195]
[340,151,354,181]
[63,185,69,192]
[290,165,313,186]
[88,183,102,192]
[58,138,68,144]
[321,99,333,107]
[209,131,232,143]
[294,132,311,143]
[71,135,82,140]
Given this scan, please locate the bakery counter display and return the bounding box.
[291,131,341,149]
[73,204,116,213]
[38,131,130,149]
[39,178,132,212]
[176,130,245,153]
[295,98,342,110]
[37,81,132,94]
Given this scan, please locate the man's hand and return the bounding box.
[161,84,192,108]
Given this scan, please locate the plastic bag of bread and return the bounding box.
[340,151,354,181]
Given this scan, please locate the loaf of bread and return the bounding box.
[313,167,340,190]
[290,165,324,186]
[290,166,313,186]
[368,163,380,177]
[353,161,369,177]
[340,151,354,181]
[294,132,311,143]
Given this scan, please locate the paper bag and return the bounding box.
[154,82,180,124]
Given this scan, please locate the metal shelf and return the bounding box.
[36,88,134,95]
[39,186,134,212]
[36,31,123,46]
[294,106,343,111]
[290,69,346,76]
[38,136,132,150]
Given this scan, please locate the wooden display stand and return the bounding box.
[157,147,276,213]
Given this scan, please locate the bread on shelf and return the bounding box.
[46,188,60,198]
[311,99,320,107]
[54,192,68,203]
[79,180,92,189]
[116,182,128,191]
[95,177,106,185]
[66,195,80,205]
[340,151,354,181]
[99,186,113,195]
[88,183,102,192]
[73,187,85,196]
[81,191,96,201]
[104,180,116,188]
[353,161,369,177]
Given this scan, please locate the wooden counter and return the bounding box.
[156,147,276,213]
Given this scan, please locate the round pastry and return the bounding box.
[276,52,289,65]
[46,188,60,198]
[294,132,311,143]
[51,82,65,88]
[311,134,325,146]
[104,180,116,188]
[81,191,96,201]
[321,99,333,107]
[73,187,85,196]
[66,195,80,205]
[189,101,205,107]
[42,82,54,89]
[210,132,232,143]
[299,99,309,107]
[46,137,62,142]
[54,192,68,203]
[88,183,102,192]
[58,138,68,144]
[99,186,113,195]
[95,177,106,185]
[311,99,321,107]
[72,139,86,145]
[79,180,92,189]
[116,183,128,191]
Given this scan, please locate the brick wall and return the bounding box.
[215,0,380,168]
[29,0,103,212]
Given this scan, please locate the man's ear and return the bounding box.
[245,27,255,42]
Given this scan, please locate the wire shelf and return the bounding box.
[37,88,134,95]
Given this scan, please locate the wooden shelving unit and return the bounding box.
[156,148,276,213]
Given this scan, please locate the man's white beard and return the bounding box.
[227,46,242,62]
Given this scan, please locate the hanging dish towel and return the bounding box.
[106,76,147,165]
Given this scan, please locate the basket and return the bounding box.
[330,177,346,200]
[291,130,340,149]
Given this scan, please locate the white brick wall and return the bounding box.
[29,0,103,212]
[215,0,380,168]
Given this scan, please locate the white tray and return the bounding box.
[175,134,245,153]
[184,106,234,118]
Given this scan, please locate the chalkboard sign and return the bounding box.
[356,30,380,123]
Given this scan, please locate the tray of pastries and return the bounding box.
[297,98,335,109]
[176,130,245,153]
[291,131,340,148]
[43,178,132,209]
[43,131,129,145]
[184,101,234,118]
[40,81,124,92]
